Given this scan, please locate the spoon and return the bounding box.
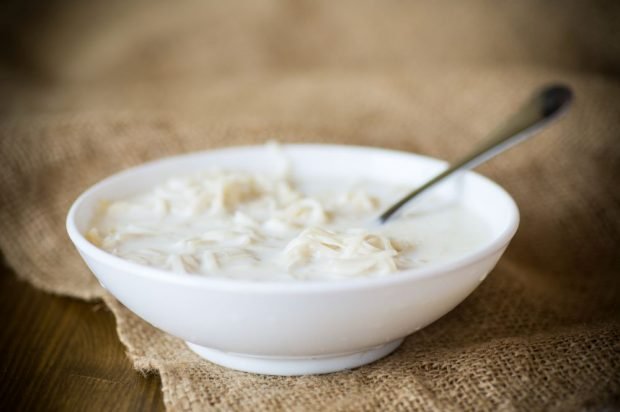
[377,84,573,224]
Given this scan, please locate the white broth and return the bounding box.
[86,166,490,281]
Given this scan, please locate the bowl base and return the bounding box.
[186,339,404,376]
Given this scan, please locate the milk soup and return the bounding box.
[87,154,490,281]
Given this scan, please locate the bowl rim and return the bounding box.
[66,143,520,294]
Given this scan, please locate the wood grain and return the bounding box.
[0,261,164,411]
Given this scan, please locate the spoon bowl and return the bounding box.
[67,144,519,375]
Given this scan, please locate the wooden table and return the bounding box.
[0,260,165,411]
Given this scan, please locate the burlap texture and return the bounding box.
[1,1,619,410]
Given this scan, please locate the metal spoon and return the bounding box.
[377,84,573,224]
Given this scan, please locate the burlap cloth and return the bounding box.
[1,1,619,410]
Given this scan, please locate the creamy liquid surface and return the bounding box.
[87,170,490,281]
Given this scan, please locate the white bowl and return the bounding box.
[67,144,519,376]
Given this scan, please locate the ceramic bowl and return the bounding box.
[67,144,519,375]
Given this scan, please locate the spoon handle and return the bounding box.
[378,84,573,224]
